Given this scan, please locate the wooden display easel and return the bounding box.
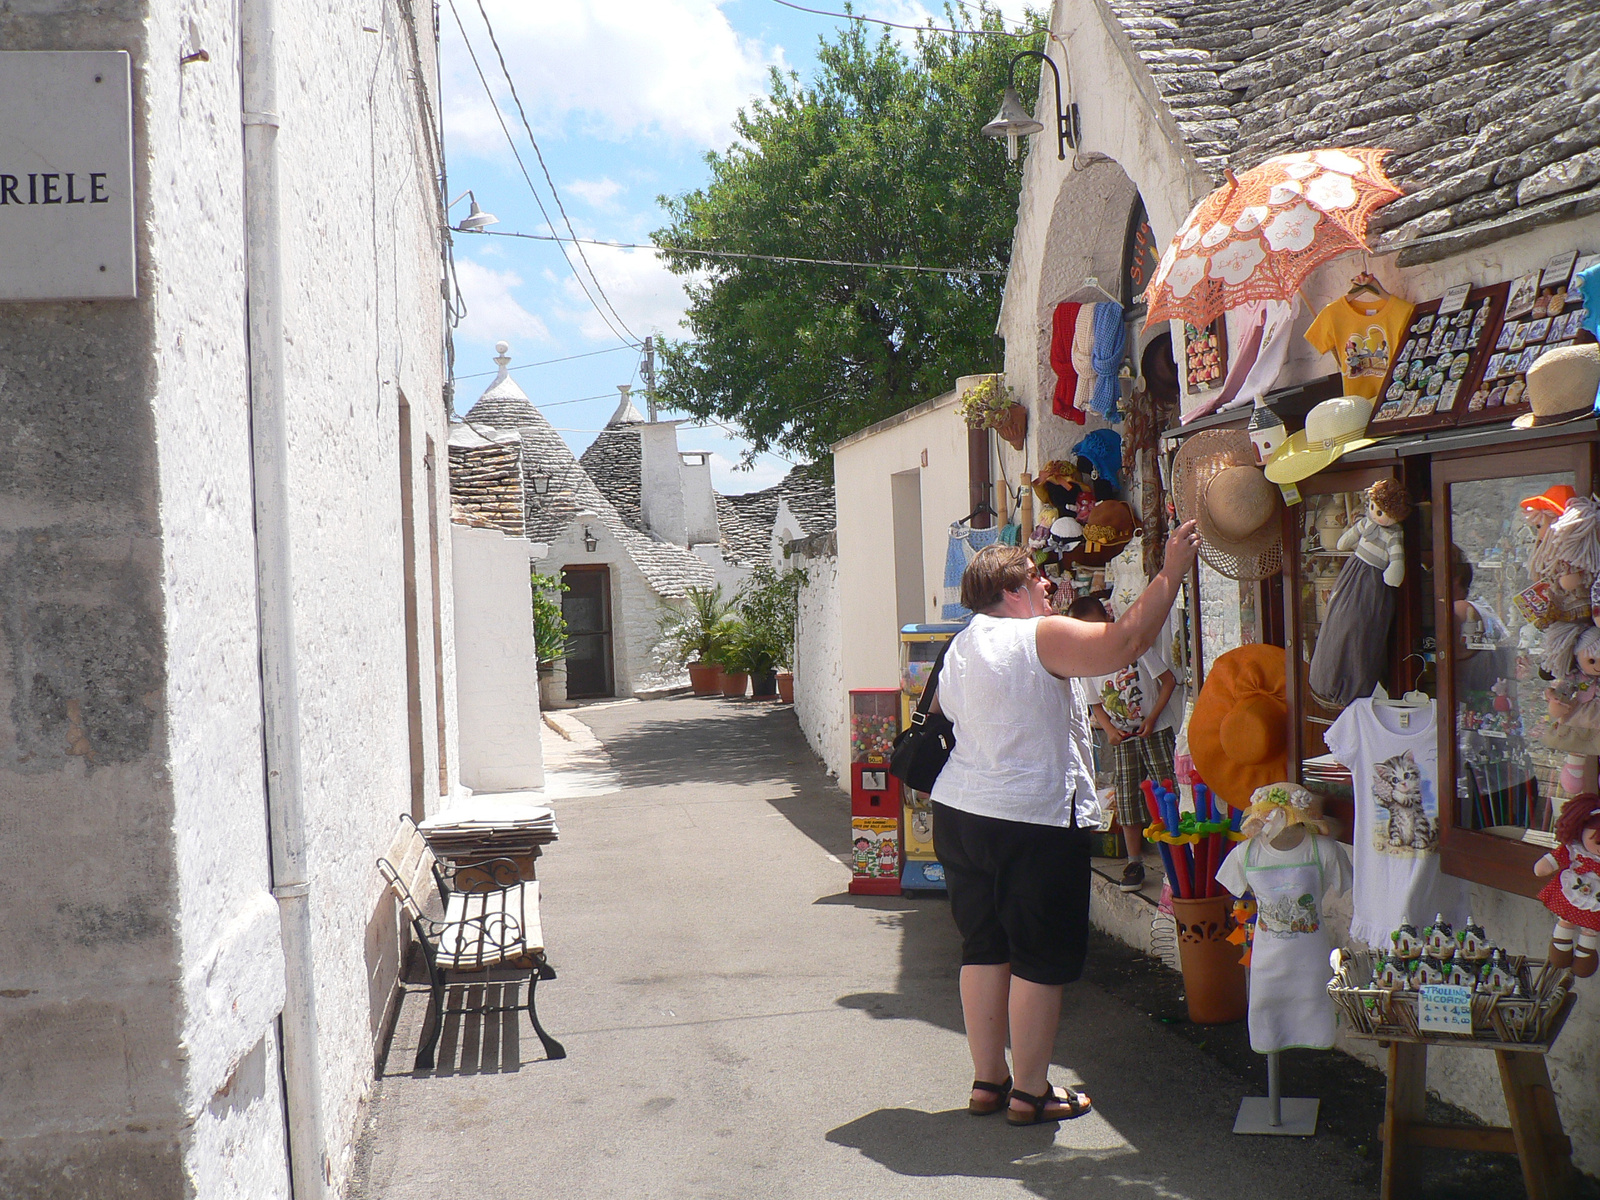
[1362,1034,1575,1200]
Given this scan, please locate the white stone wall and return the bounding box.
[833,391,973,695]
[793,549,848,788]
[452,526,544,792]
[0,3,454,1196]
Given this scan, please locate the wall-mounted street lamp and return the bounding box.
[531,472,551,495]
[982,50,1078,162]
[583,527,598,553]
[447,190,498,232]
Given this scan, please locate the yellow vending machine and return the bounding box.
[899,622,966,892]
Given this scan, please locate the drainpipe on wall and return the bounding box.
[241,1,329,1196]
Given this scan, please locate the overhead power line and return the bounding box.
[768,0,1039,38]
[459,227,1006,278]
[452,344,635,381]
[468,0,640,345]
[444,0,640,346]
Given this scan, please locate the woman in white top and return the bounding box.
[929,521,1200,1124]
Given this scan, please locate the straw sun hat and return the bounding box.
[1512,344,1600,429]
[1262,395,1382,485]
[1172,429,1283,581]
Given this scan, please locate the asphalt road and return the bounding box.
[349,694,1592,1200]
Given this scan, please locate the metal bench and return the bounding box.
[377,815,565,1069]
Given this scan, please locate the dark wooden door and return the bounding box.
[562,566,614,698]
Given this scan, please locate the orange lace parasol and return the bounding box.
[1143,148,1404,331]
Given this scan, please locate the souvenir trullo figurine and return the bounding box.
[1309,479,1411,708]
[1534,792,1600,978]
[1215,784,1352,1052]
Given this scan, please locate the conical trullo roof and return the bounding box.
[606,384,645,428]
[463,341,542,430]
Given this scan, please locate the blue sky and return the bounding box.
[439,0,1028,494]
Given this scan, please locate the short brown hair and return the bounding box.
[1067,596,1109,621]
[961,544,1034,612]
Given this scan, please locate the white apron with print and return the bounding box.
[1243,837,1336,1053]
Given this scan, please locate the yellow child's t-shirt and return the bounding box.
[1304,295,1415,399]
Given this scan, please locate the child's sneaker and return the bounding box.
[1120,860,1146,892]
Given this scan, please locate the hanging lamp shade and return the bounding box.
[458,198,498,232]
[982,88,1044,160]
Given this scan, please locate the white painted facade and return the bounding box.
[452,526,544,792]
[791,540,848,783]
[832,390,978,697]
[992,0,1600,1169]
[0,3,456,1197]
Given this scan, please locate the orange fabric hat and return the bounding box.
[1521,484,1576,516]
[1188,644,1289,808]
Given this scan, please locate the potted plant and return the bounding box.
[731,623,782,698]
[956,374,1026,451]
[531,569,569,708]
[737,565,804,703]
[657,584,734,695]
[714,616,751,697]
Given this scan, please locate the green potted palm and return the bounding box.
[713,616,750,698]
[731,622,782,698]
[657,585,734,696]
[737,565,804,703]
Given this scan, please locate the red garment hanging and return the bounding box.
[1051,301,1086,424]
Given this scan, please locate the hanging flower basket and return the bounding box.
[956,375,1027,451]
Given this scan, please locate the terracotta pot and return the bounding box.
[996,402,1028,452]
[776,671,795,704]
[687,661,720,696]
[719,671,749,698]
[751,669,778,698]
[1170,894,1248,1025]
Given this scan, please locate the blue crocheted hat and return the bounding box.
[1071,429,1123,487]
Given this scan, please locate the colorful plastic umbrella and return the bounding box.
[1143,148,1403,331]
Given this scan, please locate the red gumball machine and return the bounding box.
[848,688,902,895]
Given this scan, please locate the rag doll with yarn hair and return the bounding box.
[1309,479,1411,708]
[1541,622,1600,795]
[1529,495,1600,627]
[1533,792,1600,979]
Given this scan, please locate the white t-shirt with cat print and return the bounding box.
[1325,697,1467,946]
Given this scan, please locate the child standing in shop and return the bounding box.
[1070,597,1179,892]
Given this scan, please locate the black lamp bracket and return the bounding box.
[1007,50,1079,160]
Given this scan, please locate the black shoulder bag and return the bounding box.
[889,636,957,793]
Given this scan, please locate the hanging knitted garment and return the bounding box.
[1072,305,1098,420]
[1090,300,1126,422]
[1050,301,1085,423]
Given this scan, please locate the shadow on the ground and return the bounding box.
[379,978,563,1080]
[576,696,853,857]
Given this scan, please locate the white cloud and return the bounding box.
[442,0,782,156]
[453,259,552,350]
[566,177,625,209]
[554,244,698,343]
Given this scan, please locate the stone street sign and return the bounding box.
[0,51,136,301]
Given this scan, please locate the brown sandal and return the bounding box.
[968,1076,1011,1115]
[1006,1082,1092,1125]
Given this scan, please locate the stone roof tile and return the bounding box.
[1099,0,1600,265]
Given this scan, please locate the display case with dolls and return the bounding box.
[1432,444,1593,894]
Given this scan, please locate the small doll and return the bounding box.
[1529,494,1600,626]
[1539,623,1600,794]
[1309,480,1412,707]
[1534,792,1600,978]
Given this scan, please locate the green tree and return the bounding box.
[654,7,1042,462]
[531,570,568,667]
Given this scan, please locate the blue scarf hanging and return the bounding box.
[1090,300,1126,422]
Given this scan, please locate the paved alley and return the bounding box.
[351,697,1449,1200]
